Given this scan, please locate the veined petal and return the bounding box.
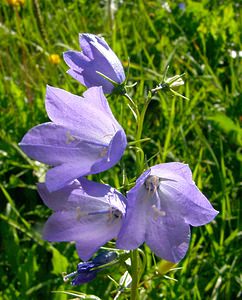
[43,207,123,261]
[84,34,125,83]
[45,86,121,143]
[38,179,109,211]
[63,50,89,71]
[39,179,124,213]
[78,177,127,210]
[116,185,149,250]
[40,178,126,260]
[19,122,111,192]
[151,162,193,183]
[146,213,190,263]
[66,69,89,89]
[120,163,218,262]
[64,33,125,94]
[91,129,127,174]
[78,177,112,197]
[37,180,81,210]
[75,220,121,261]
[43,211,106,242]
[161,180,219,226]
[67,62,115,94]
[45,162,93,192]
[19,123,104,166]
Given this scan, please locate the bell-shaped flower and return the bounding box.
[19,86,127,192]
[116,162,219,263]
[38,178,126,261]
[63,33,125,94]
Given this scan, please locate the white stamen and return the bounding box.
[76,206,88,221]
[152,205,166,220]
[100,147,108,158]
[66,131,76,144]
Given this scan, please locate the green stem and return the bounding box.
[130,249,139,300]
[122,92,153,299]
[136,96,151,142]
[135,94,152,174]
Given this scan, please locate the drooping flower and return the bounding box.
[38,178,126,261]
[19,86,127,192]
[116,162,219,263]
[64,251,118,285]
[63,33,125,94]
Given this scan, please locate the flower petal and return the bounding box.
[38,179,120,212]
[38,180,105,211]
[116,185,149,250]
[19,123,103,166]
[82,34,125,83]
[63,33,125,94]
[91,129,127,174]
[78,177,111,197]
[40,178,126,260]
[66,63,115,94]
[43,210,122,261]
[45,86,121,143]
[45,163,93,192]
[19,121,123,192]
[79,177,127,209]
[63,50,89,71]
[75,220,121,261]
[71,270,97,285]
[151,162,193,183]
[145,213,190,263]
[161,180,219,226]
[37,181,80,210]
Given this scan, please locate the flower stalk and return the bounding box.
[130,249,140,300]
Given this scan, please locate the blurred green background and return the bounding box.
[0,0,241,299]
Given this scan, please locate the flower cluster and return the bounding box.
[20,33,218,284]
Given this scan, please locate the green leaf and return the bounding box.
[51,248,68,275]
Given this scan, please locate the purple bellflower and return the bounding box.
[19,86,127,192]
[63,33,125,94]
[64,251,118,285]
[38,177,126,261]
[117,162,219,263]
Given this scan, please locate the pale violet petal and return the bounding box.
[146,214,190,263]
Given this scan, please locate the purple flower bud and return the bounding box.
[64,251,118,286]
[117,163,219,263]
[92,250,117,265]
[71,269,97,286]
[19,86,127,192]
[64,33,125,94]
[38,177,126,261]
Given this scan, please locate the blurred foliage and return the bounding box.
[0,0,241,299]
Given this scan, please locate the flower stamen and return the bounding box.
[66,131,76,144]
[145,175,160,193]
[152,204,166,221]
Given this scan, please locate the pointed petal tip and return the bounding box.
[45,85,59,99]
